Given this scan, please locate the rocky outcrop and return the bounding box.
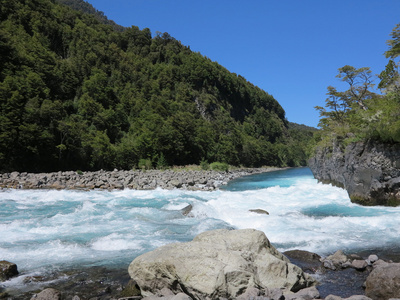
[308,140,400,206]
[0,167,280,191]
[0,260,18,281]
[128,229,317,299]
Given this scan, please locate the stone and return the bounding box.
[351,259,368,271]
[366,254,379,265]
[284,286,319,299]
[284,250,321,273]
[322,250,348,270]
[30,288,62,300]
[236,287,262,300]
[120,279,141,297]
[324,296,342,300]
[372,259,389,269]
[365,262,400,300]
[0,260,18,281]
[181,204,193,216]
[249,209,269,215]
[172,293,192,300]
[345,296,373,300]
[129,229,316,299]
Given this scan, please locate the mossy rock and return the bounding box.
[120,279,141,297]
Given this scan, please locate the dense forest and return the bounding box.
[314,23,400,148]
[0,0,314,172]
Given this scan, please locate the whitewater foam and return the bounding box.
[1,167,400,280]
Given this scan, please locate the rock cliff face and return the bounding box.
[308,140,400,206]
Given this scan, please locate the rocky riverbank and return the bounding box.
[308,140,400,206]
[0,167,281,191]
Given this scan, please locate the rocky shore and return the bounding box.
[0,167,281,191]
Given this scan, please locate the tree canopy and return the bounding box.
[314,23,400,148]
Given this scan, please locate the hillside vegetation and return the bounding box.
[0,0,313,172]
[314,23,400,149]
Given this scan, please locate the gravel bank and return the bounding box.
[0,167,282,191]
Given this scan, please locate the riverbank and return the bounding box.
[0,167,283,191]
[3,247,400,300]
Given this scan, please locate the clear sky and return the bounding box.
[86,0,400,128]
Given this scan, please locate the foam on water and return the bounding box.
[1,167,400,288]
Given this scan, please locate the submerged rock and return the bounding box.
[181,204,193,216]
[249,208,269,215]
[128,228,317,299]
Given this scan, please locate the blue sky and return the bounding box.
[87,0,400,128]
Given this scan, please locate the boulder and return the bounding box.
[366,254,379,265]
[365,262,400,300]
[128,229,317,299]
[30,288,62,300]
[322,250,349,270]
[351,259,368,271]
[0,260,18,281]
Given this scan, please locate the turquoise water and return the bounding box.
[1,167,400,288]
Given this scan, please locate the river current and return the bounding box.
[1,167,400,290]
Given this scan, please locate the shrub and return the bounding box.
[210,162,229,172]
[156,153,168,170]
[138,158,152,170]
[200,159,209,170]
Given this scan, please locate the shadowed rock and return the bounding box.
[0,261,18,281]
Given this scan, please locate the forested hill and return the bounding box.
[0,0,313,172]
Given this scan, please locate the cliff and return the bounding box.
[308,140,400,206]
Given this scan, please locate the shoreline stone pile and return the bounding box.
[0,167,280,191]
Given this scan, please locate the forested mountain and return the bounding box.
[0,0,313,172]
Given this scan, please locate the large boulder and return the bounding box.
[365,262,400,300]
[128,229,317,299]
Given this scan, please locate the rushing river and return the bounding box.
[1,167,400,289]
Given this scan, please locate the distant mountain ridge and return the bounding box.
[0,0,314,172]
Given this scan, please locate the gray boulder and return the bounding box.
[30,288,61,300]
[128,229,317,299]
[365,262,400,300]
[321,250,349,270]
[0,260,18,281]
[351,259,368,271]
